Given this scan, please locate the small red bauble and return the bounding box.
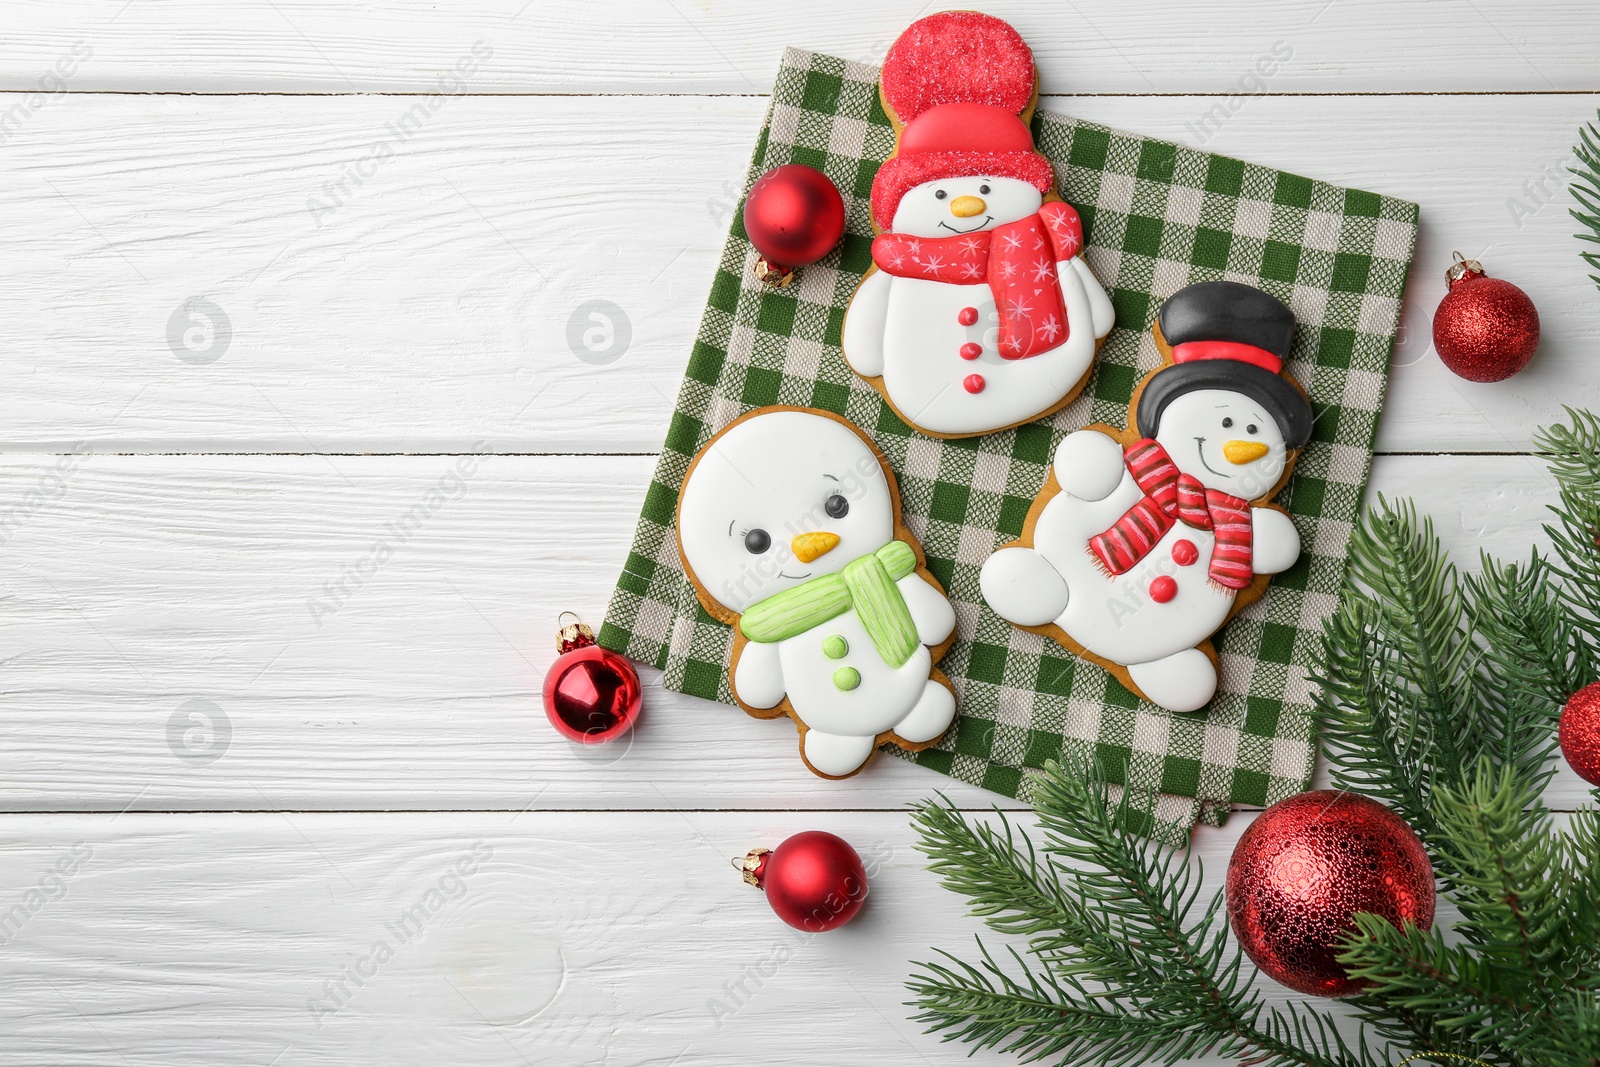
[1432,253,1540,382]
[1559,681,1600,786]
[743,164,846,288]
[740,830,868,933]
[1148,576,1178,603]
[1227,790,1435,997]
[541,616,642,744]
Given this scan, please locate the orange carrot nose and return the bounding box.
[791,531,840,563]
[1223,440,1271,465]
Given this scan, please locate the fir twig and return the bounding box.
[908,762,1391,1067]
[1570,112,1600,290]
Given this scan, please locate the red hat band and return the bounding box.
[898,102,1034,155]
[1171,340,1284,375]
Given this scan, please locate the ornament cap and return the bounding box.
[1445,250,1486,288]
[555,612,597,654]
[739,847,771,888]
[752,257,797,288]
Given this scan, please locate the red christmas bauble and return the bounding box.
[541,618,641,744]
[743,164,846,284]
[1227,791,1435,997]
[1559,681,1600,786]
[740,830,867,932]
[1432,254,1540,382]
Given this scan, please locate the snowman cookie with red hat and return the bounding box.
[980,281,1311,713]
[842,11,1113,439]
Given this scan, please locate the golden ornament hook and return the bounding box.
[1395,1052,1494,1067]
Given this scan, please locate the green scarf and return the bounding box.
[738,540,920,668]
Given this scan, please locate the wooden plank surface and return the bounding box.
[1,93,1594,455]
[2,451,1589,812]
[3,0,1599,94]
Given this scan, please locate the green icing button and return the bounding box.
[821,634,849,659]
[832,666,861,692]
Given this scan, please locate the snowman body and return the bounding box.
[981,388,1302,713]
[844,176,1114,437]
[1034,475,1237,665]
[677,409,957,778]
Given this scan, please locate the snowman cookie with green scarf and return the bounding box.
[676,407,957,778]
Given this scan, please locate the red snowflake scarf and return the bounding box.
[869,200,1083,360]
[1088,438,1254,591]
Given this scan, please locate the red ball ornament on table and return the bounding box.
[1432,253,1540,382]
[739,830,867,932]
[1560,681,1600,786]
[1226,790,1435,997]
[541,615,642,745]
[742,164,846,289]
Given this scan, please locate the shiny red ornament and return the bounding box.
[1432,253,1540,382]
[740,830,867,932]
[541,615,642,745]
[1559,681,1600,786]
[743,164,846,288]
[1227,790,1435,997]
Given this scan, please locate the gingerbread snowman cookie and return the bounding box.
[676,407,958,778]
[980,281,1311,713]
[841,11,1114,439]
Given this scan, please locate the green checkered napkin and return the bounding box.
[599,47,1417,844]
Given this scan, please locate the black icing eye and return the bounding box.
[978,183,991,194]
[824,494,849,519]
[1247,424,1259,436]
[744,529,771,554]
[934,189,948,200]
[1221,417,1234,429]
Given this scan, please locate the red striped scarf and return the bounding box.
[870,201,1083,360]
[1088,439,1254,590]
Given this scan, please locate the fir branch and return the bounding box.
[909,762,1390,1067]
[1315,498,1489,848]
[1571,113,1600,290]
[1536,409,1600,644]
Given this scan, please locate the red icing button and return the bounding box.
[959,342,983,360]
[963,374,985,394]
[1149,576,1178,603]
[1171,539,1199,566]
[957,306,979,326]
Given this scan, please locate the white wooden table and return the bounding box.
[1,3,1596,1063]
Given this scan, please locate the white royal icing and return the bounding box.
[979,392,1302,712]
[842,176,1114,437]
[678,410,958,775]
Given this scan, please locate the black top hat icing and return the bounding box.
[1137,281,1313,448]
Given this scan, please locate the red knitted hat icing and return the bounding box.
[872,12,1049,229]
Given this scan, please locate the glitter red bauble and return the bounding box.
[1559,682,1600,786]
[743,165,846,282]
[541,618,642,744]
[1431,255,1540,382]
[740,831,868,933]
[1226,791,1435,997]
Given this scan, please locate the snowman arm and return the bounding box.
[980,547,1069,627]
[1053,429,1127,502]
[897,573,956,647]
[841,270,893,378]
[1249,507,1302,575]
[732,639,786,709]
[1067,257,1115,340]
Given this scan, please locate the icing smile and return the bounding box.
[778,571,812,580]
[937,215,992,234]
[1194,437,1229,478]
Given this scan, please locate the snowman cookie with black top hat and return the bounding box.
[980,281,1312,713]
[841,11,1114,439]
[676,406,958,779]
